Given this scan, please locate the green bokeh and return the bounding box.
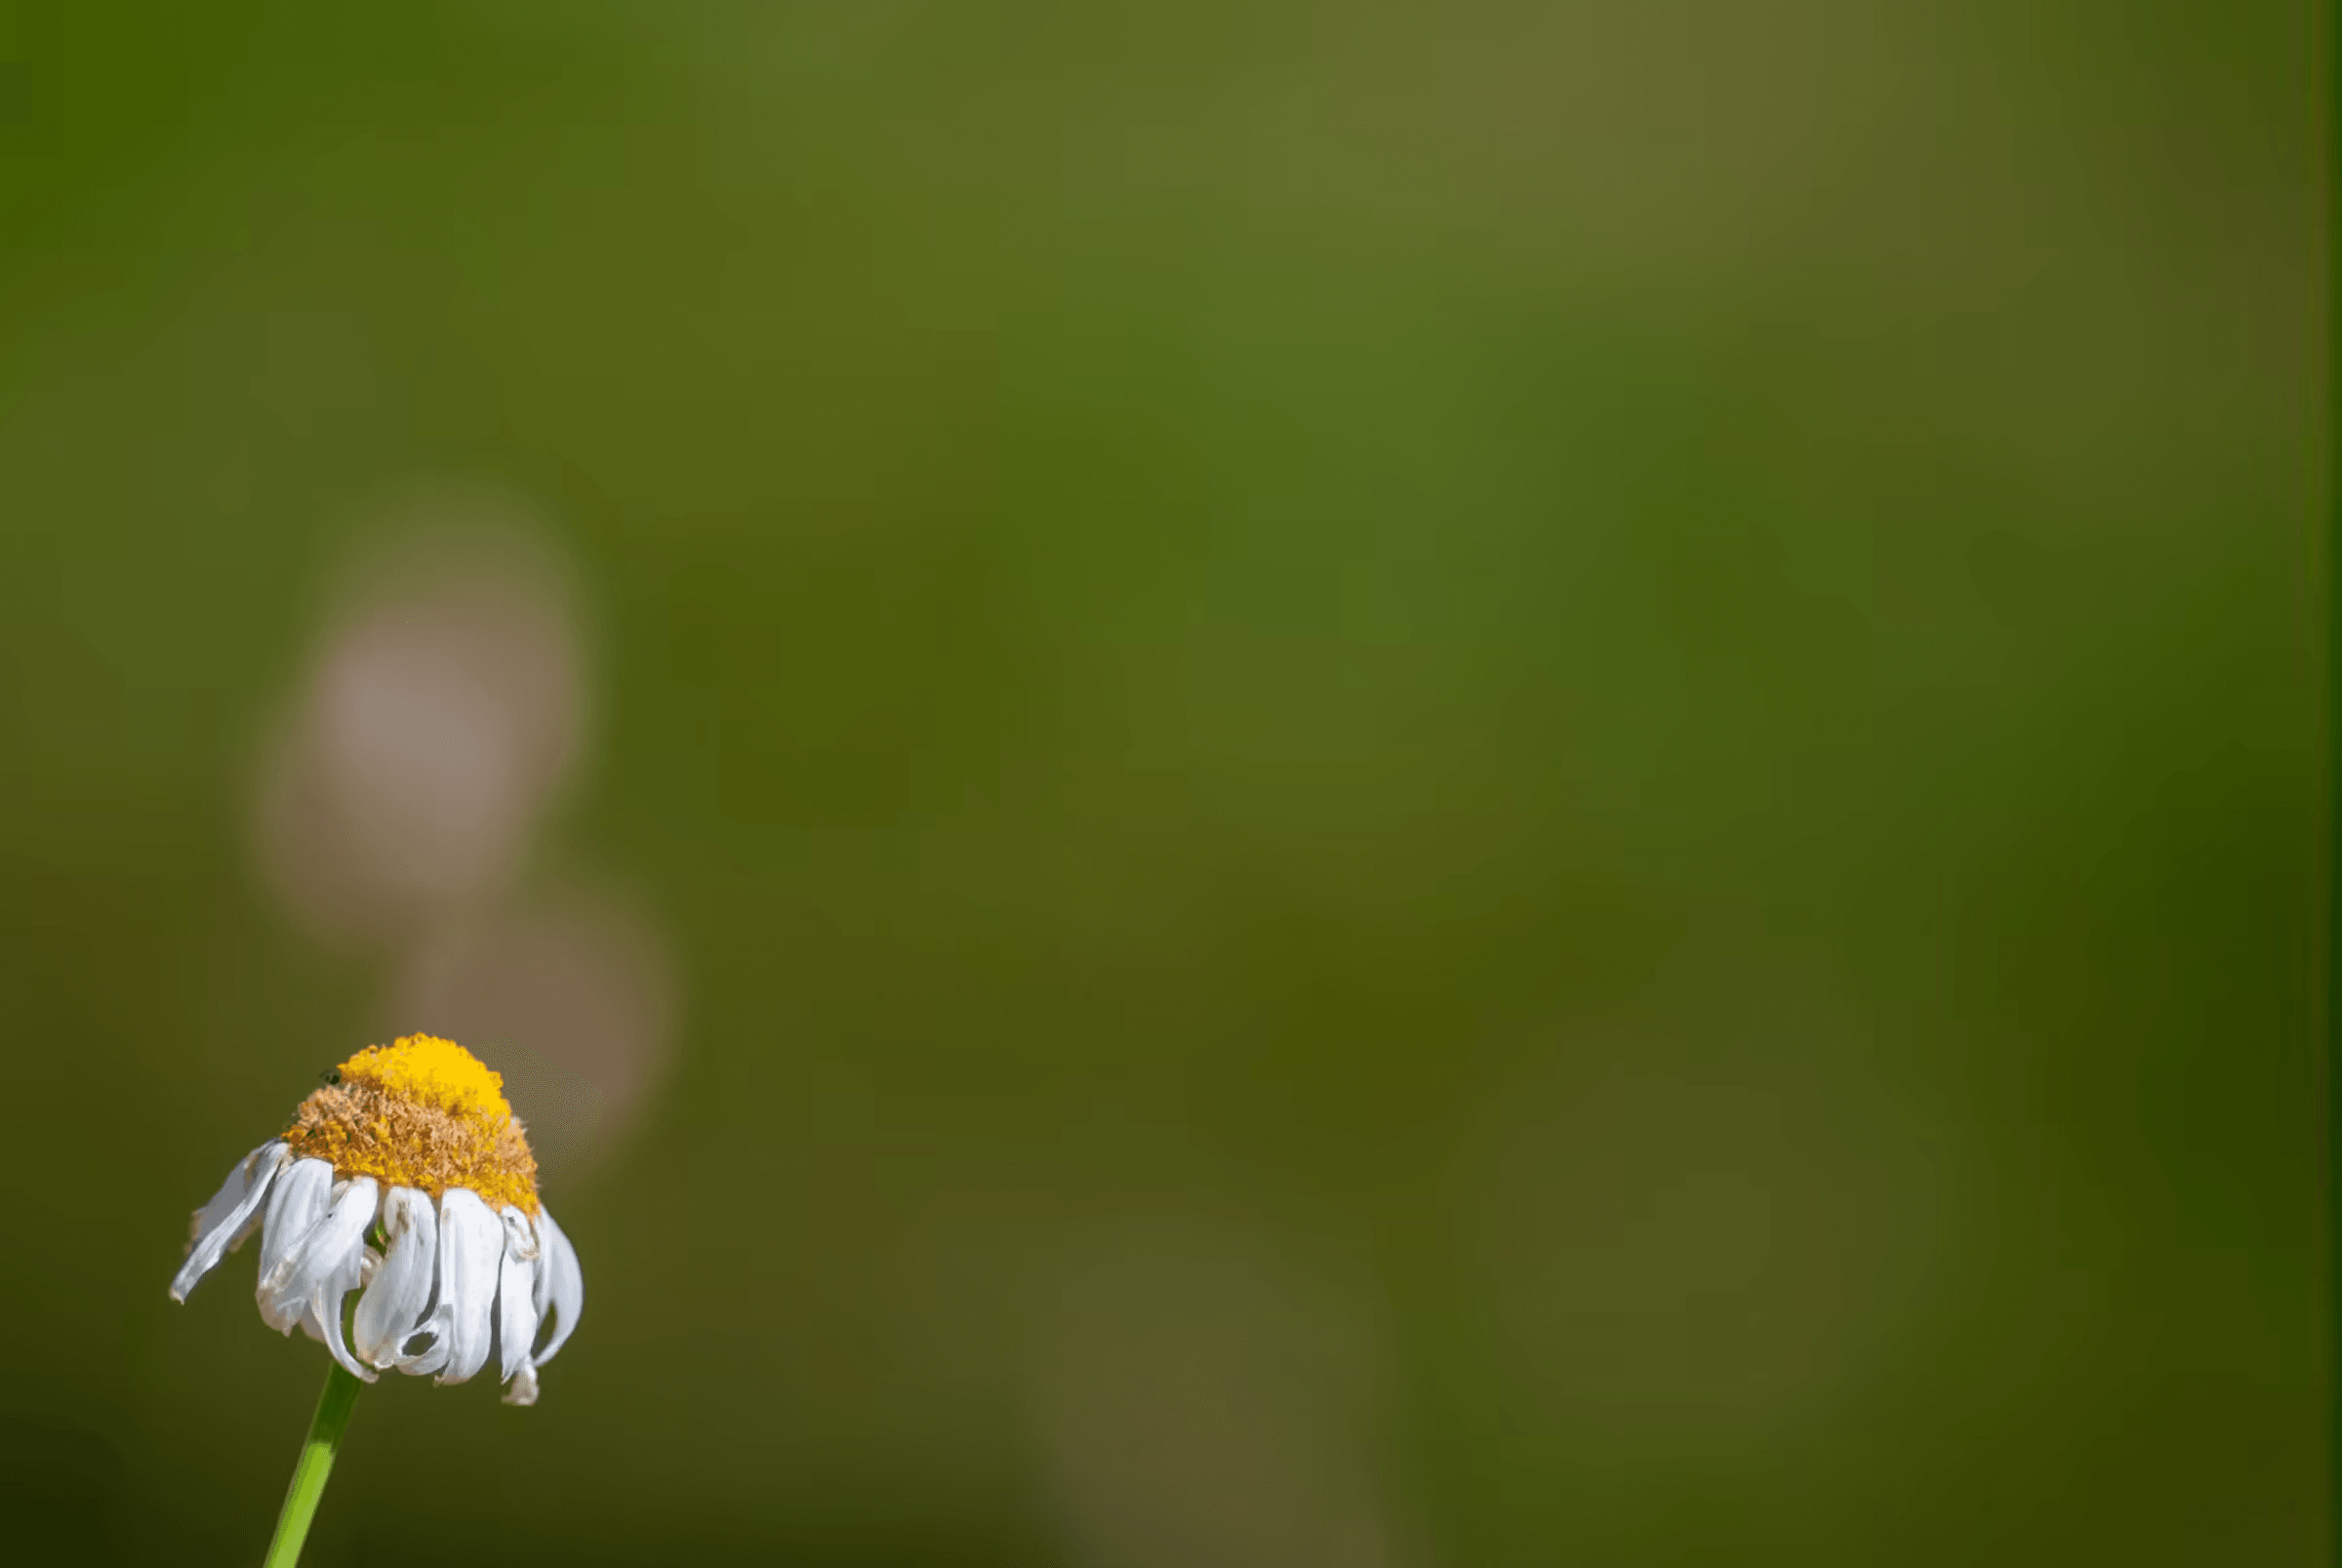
[0,4,2321,1565]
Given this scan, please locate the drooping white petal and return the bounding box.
[307,1186,380,1381]
[353,1187,439,1369]
[496,1206,543,1401]
[392,1311,449,1377]
[531,1204,585,1368]
[417,1188,503,1387]
[389,1205,453,1378]
[170,1142,288,1303]
[259,1177,379,1381]
[186,1141,286,1256]
[502,1362,540,1407]
[255,1157,334,1311]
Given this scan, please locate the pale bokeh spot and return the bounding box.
[253,494,587,943]
[250,484,678,1182]
[385,883,678,1182]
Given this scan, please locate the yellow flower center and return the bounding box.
[341,1033,516,1120]
[284,1034,541,1215]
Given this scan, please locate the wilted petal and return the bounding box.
[353,1187,438,1369]
[496,1206,543,1399]
[393,1312,450,1378]
[415,1188,502,1387]
[255,1158,335,1318]
[531,1204,584,1367]
[170,1142,288,1303]
[260,1178,379,1381]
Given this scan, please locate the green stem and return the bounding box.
[262,1361,363,1568]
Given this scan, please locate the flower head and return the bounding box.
[170,1034,583,1405]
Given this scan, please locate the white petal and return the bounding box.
[416,1188,502,1387]
[531,1205,585,1368]
[353,1187,438,1369]
[501,1362,540,1407]
[254,1157,334,1312]
[389,1213,452,1379]
[392,1312,450,1378]
[169,1142,287,1303]
[260,1178,379,1382]
[496,1207,543,1397]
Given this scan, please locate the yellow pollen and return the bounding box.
[284,1034,540,1215]
[338,1034,515,1121]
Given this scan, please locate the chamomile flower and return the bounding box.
[170,1034,583,1407]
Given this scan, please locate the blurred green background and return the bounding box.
[0,4,2322,1565]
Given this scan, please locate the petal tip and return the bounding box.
[502,1364,541,1407]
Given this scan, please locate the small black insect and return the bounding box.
[319,1067,342,1086]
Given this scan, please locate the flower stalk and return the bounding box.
[262,1360,363,1568]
